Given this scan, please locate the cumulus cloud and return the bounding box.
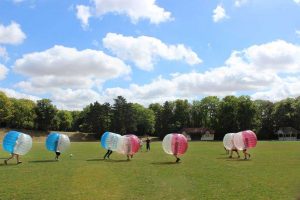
[234,0,248,7]
[98,40,300,106]
[75,0,172,28]
[103,33,202,71]
[76,5,91,29]
[0,64,8,80]
[13,45,131,93]
[0,46,9,61]
[0,21,26,45]
[212,5,228,23]
[294,0,300,4]
[296,30,300,37]
[12,40,300,109]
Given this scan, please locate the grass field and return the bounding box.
[0,141,300,200]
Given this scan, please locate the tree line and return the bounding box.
[1,91,300,140]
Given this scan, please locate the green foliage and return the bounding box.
[0,91,12,127]
[132,103,155,135]
[35,99,57,131]
[0,142,300,199]
[9,98,36,129]
[2,88,300,139]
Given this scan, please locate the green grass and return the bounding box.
[0,141,300,200]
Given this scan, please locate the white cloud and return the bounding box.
[76,5,91,29]
[0,88,39,101]
[234,0,248,7]
[75,0,172,28]
[98,40,300,106]
[0,64,8,80]
[10,40,300,109]
[0,46,9,61]
[294,0,300,5]
[51,88,103,110]
[103,33,202,71]
[296,30,300,37]
[13,45,131,93]
[0,21,26,45]
[213,5,228,23]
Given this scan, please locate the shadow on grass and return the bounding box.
[29,160,57,163]
[151,161,178,165]
[105,159,130,163]
[86,158,105,162]
[216,157,230,159]
[226,159,251,162]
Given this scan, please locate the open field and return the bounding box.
[0,141,300,200]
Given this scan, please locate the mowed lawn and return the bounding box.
[0,141,300,200]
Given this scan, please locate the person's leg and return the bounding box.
[16,154,22,164]
[237,150,240,158]
[243,150,247,159]
[107,150,113,158]
[229,150,233,158]
[104,150,109,159]
[175,155,180,163]
[4,154,14,164]
[127,155,130,161]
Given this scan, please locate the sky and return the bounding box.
[0,0,300,110]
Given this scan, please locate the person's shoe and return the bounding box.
[176,158,180,163]
[229,156,232,158]
[17,161,22,164]
[4,160,7,165]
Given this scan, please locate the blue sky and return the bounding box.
[0,0,300,110]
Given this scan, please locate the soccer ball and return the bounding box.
[69,154,73,157]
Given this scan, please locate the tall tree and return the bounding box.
[0,91,12,127]
[56,110,73,131]
[254,100,275,139]
[173,99,191,130]
[161,101,175,138]
[9,98,36,129]
[149,103,163,136]
[132,103,155,136]
[236,96,256,130]
[199,96,220,129]
[191,100,203,128]
[35,99,57,131]
[217,96,239,138]
[272,98,296,129]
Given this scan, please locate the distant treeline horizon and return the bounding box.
[1,91,299,140]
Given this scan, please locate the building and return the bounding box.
[275,127,300,141]
[180,128,215,141]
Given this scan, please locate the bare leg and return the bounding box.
[4,154,14,164]
[229,151,233,158]
[16,154,22,164]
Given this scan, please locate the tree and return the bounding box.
[112,96,136,134]
[9,98,36,129]
[0,91,12,127]
[132,103,155,136]
[236,96,256,130]
[173,99,191,130]
[56,110,73,131]
[191,100,203,127]
[35,99,57,131]
[149,103,163,136]
[254,100,275,139]
[272,98,296,130]
[161,101,175,139]
[217,96,239,138]
[199,96,220,130]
